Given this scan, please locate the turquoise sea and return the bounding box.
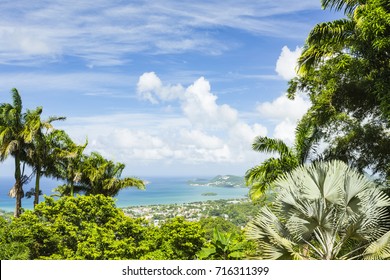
[0,176,249,212]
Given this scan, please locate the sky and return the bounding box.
[0,0,343,177]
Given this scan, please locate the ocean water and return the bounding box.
[0,176,249,212]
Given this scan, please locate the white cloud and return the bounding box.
[137,72,266,135]
[180,129,224,149]
[56,73,268,170]
[257,93,310,121]
[257,93,310,144]
[275,46,302,80]
[273,118,297,144]
[182,77,238,129]
[137,72,184,104]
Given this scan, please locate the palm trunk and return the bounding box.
[70,182,74,197]
[14,155,23,218]
[70,172,74,197]
[34,168,41,208]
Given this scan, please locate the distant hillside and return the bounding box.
[188,175,245,188]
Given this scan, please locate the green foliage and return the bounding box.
[198,228,245,260]
[0,216,30,259]
[146,217,206,260]
[246,160,390,260]
[1,195,209,260]
[199,217,241,240]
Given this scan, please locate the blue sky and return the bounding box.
[0,1,342,177]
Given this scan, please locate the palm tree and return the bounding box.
[23,109,65,207]
[0,89,33,217]
[246,160,390,260]
[79,152,145,197]
[245,118,321,201]
[49,130,88,197]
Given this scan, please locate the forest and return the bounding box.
[0,0,390,260]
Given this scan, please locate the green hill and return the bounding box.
[188,175,245,188]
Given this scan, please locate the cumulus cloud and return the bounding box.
[137,72,184,104]
[275,46,302,80]
[137,72,265,135]
[182,77,238,129]
[257,93,310,122]
[257,93,310,143]
[273,119,297,144]
[61,73,268,168]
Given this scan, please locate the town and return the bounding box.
[122,198,257,227]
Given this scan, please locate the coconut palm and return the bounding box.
[245,118,321,201]
[246,160,390,260]
[78,152,145,197]
[23,107,65,207]
[49,130,88,197]
[0,89,34,217]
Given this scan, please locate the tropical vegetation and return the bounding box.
[0,89,145,217]
[244,0,389,259]
[246,160,390,260]
[288,0,390,185]
[0,195,255,260]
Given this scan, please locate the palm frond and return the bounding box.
[321,0,364,15]
[252,136,292,157]
[11,88,23,113]
[363,231,390,260]
[298,19,355,74]
[294,117,322,163]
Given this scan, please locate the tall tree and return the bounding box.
[245,117,321,202]
[288,0,390,184]
[246,160,390,260]
[23,107,65,207]
[0,89,34,217]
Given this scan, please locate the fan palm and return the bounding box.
[246,160,390,260]
[245,118,321,201]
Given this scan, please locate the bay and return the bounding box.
[0,176,249,212]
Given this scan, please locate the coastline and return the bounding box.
[0,176,249,213]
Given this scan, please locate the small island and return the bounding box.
[201,192,218,196]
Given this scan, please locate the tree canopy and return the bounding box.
[288,0,390,184]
